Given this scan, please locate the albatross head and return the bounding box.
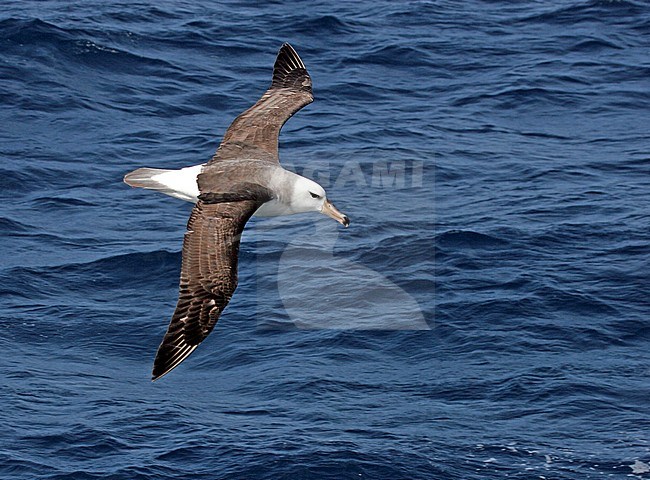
[291,176,350,227]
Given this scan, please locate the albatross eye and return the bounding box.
[309,191,321,199]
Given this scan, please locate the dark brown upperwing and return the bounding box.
[208,43,313,165]
[151,199,261,381]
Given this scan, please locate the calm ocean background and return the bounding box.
[1,1,649,479]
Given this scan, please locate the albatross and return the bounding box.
[124,43,350,381]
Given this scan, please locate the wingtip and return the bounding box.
[279,42,294,53]
[277,42,304,67]
[151,364,174,382]
[271,43,311,91]
[151,342,199,382]
[151,362,176,382]
[151,368,165,382]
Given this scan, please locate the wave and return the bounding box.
[346,45,433,68]
[436,230,511,250]
[292,15,356,35]
[0,250,180,300]
[514,0,646,26]
[0,18,181,76]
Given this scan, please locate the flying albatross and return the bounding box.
[124,44,350,381]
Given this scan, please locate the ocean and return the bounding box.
[1,1,649,478]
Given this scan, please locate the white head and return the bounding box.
[290,176,350,227]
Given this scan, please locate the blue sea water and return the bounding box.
[1,0,649,478]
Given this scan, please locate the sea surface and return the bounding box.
[1,1,649,479]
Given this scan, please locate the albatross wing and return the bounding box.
[149,44,315,380]
[209,43,313,164]
[152,199,262,380]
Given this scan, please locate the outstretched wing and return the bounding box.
[209,43,313,164]
[151,199,261,380]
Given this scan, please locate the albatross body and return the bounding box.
[124,44,349,381]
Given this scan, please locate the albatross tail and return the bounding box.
[124,165,203,203]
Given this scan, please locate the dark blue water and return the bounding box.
[1,1,649,478]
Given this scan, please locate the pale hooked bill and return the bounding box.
[124,43,350,380]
